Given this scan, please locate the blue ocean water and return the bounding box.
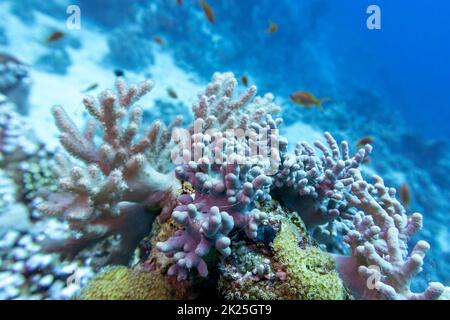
[321,0,450,140]
[0,0,449,298]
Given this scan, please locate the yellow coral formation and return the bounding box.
[219,217,345,300]
[78,265,173,300]
[272,219,344,300]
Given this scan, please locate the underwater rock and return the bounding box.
[106,27,155,71]
[35,49,71,75]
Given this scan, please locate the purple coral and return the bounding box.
[156,72,280,279]
[273,131,371,234]
[333,173,445,300]
[38,72,447,299]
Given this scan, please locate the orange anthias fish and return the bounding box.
[200,0,215,24]
[46,31,65,44]
[267,21,278,33]
[290,91,330,109]
[356,136,374,149]
[153,36,165,45]
[399,183,411,209]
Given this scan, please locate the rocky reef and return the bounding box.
[29,72,447,300]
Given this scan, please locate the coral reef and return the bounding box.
[0,109,39,169]
[0,222,95,300]
[0,54,31,115]
[38,77,181,265]
[38,73,447,300]
[106,27,155,71]
[0,169,15,212]
[271,218,344,299]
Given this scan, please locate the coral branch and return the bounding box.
[38,78,180,265]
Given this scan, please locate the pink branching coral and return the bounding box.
[272,130,372,256]
[156,72,281,280]
[38,78,181,264]
[333,172,445,299]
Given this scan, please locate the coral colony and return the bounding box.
[36,72,447,300]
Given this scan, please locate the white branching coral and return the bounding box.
[38,78,181,264]
[273,131,371,238]
[334,172,445,300]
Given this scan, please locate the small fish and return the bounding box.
[114,69,125,77]
[82,83,99,93]
[199,0,215,24]
[167,88,178,99]
[176,0,183,5]
[240,75,249,87]
[399,183,411,209]
[46,31,65,44]
[153,36,165,45]
[290,91,330,109]
[356,136,373,149]
[266,20,278,33]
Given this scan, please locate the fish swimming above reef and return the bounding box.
[267,21,278,33]
[114,69,125,77]
[46,31,65,44]
[290,91,330,109]
[200,0,215,24]
[153,36,165,45]
[240,75,249,87]
[81,83,99,93]
[176,0,183,5]
[167,87,178,99]
[356,136,373,150]
[399,183,411,209]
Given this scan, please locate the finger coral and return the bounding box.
[156,72,282,280]
[78,265,179,300]
[333,173,445,300]
[38,78,181,265]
